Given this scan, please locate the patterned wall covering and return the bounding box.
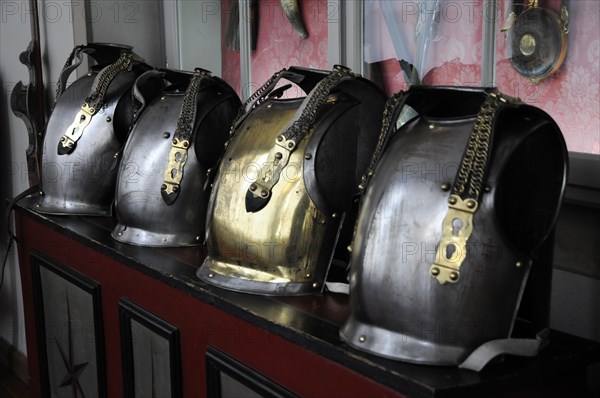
[370,0,599,154]
[221,0,329,98]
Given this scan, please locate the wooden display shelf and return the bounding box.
[14,200,600,397]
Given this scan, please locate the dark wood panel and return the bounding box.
[15,203,600,398]
[30,251,106,398]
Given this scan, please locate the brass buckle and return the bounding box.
[249,136,295,201]
[58,103,95,152]
[430,195,478,284]
[162,138,190,195]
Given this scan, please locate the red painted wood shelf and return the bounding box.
[14,201,600,397]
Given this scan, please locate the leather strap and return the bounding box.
[54,45,88,104]
[459,329,550,372]
[325,282,350,295]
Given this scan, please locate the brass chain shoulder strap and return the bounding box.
[245,65,355,212]
[228,68,287,139]
[358,91,405,192]
[84,52,133,113]
[279,65,354,146]
[431,91,520,285]
[161,68,213,204]
[57,52,133,155]
[452,92,518,201]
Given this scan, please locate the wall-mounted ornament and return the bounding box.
[504,0,569,83]
[225,0,308,51]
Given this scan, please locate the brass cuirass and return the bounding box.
[202,97,343,295]
[198,66,387,295]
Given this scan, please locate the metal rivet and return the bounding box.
[161,184,167,190]
[450,272,459,281]
[208,273,214,278]
[113,153,119,159]
[196,236,201,241]
[448,197,457,205]
[163,132,170,138]
[106,116,112,122]
[161,96,166,100]
[36,204,40,208]
[466,200,476,208]
[87,72,92,76]
[277,135,284,142]
[182,141,189,149]
[39,191,44,196]
[117,232,123,237]
[287,142,294,149]
[516,261,523,268]
[440,183,450,191]
[172,138,177,144]
[305,153,312,160]
[429,123,435,129]
[306,273,312,278]
[260,190,268,198]
[172,186,179,193]
[431,267,440,276]
[275,152,283,160]
[358,335,366,343]
[484,185,492,193]
[267,104,272,108]
[312,282,319,289]
[250,184,257,192]
[67,142,73,148]
[358,184,365,190]
[332,213,337,218]
[60,136,65,142]
[347,245,352,253]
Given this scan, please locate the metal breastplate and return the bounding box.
[36,54,146,215]
[198,66,386,295]
[341,87,567,366]
[112,69,241,246]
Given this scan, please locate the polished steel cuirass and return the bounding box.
[112,70,241,246]
[36,67,143,215]
[198,67,386,295]
[341,87,568,366]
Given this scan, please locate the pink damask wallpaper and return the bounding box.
[221,0,329,98]
[375,0,599,154]
[251,0,329,93]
